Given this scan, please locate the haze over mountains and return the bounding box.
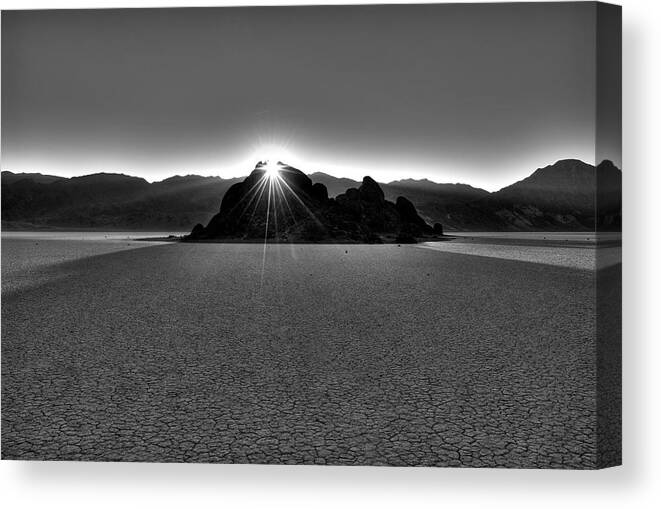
[1,159,621,232]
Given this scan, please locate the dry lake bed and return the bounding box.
[1,231,620,467]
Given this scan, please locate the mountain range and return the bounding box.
[1,159,621,232]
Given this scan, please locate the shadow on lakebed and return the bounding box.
[181,162,448,244]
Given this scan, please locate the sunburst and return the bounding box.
[263,160,281,179]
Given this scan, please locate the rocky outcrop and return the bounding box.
[187,163,437,243]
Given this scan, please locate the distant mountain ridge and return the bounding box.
[469,159,622,231]
[1,171,242,230]
[1,171,65,185]
[1,159,621,232]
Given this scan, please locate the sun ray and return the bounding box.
[276,175,324,226]
[246,176,270,225]
[226,173,270,219]
[238,176,270,221]
[271,174,294,213]
[272,178,279,240]
[260,174,274,288]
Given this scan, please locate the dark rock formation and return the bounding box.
[191,223,205,236]
[187,163,437,243]
[396,196,427,227]
[359,176,385,203]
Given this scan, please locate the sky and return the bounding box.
[1,3,620,192]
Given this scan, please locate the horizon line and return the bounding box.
[1,157,619,193]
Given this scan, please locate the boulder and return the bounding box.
[396,196,427,227]
[359,176,385,203]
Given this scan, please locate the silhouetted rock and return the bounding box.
[396,196,426,226]
[359,176,385,203]
[187,162,434,243]
[311,183,329,202]
[191,223,205,236]
[433,223,444,235]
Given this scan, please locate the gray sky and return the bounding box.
[1,3,616,191]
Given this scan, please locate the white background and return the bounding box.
[0,0,658,507]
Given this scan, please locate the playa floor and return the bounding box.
[2,236,607,467]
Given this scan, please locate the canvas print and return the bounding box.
[1,2,621,468]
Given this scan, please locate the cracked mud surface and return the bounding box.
[2,241,603,467]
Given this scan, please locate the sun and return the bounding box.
[254,144,293,174]
[263,160,281,179]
